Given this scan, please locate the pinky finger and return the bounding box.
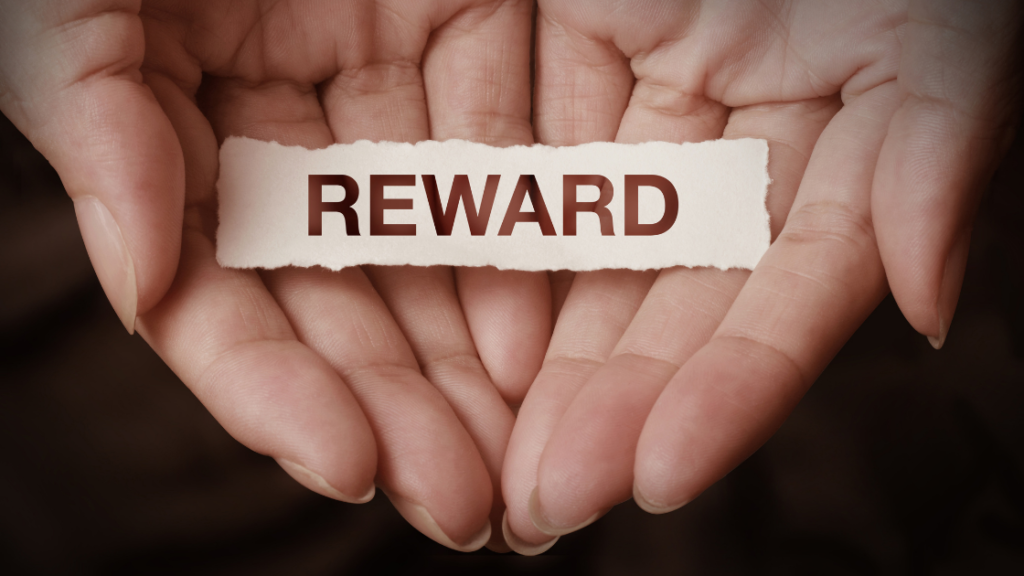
[872,0,1023,348]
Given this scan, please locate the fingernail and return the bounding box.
[388,494,491,552]
[485,523,513,554]
[502,510,558,556]
[528,487,602,536]
[73,196,137,334]
[929,229,972,350]
[633,483,687,515]
[277,459,375,504]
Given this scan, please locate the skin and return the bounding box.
[2,0,1020,556]
[503,0,1022,553]
[0,0,548,552]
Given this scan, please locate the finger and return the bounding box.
[422,0,548,408]
[548,270,576,325]
[454,267,551,408]
[532,2,634,146]
[503,270,656,553]
[138,228,379,503]
[364,265,515,552]
[423,0,535,147]
[0,1,183,332]
[530,97,841,535]
[522,5,735,539]
[873,0,1023,348]
[501,4,641,553]
[356,1,539,552]
[316,2,528,549]
[202,70,493,550]
[132,20,384,507]
[501,5,671,553]
[731,98,844,240]
[263,266,493,551]
[634,81,900,514]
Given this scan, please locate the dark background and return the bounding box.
[1,111,1023,575]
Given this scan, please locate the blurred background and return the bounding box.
[1,111,1022,575]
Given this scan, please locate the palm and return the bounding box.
[124,0,547,551]
[504,0,1020,552]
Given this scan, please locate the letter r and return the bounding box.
[309,175,360,236]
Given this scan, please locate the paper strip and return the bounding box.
[216,137,770,271]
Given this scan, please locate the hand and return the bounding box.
[502,0,1023,553]
[0,0,550,552]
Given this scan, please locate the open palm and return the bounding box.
[3,0,1020,557]
[1,0,553,552]
[502,0,1022,553]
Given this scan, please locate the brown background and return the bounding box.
[1,112,1023,575]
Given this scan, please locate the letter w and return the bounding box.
[422,175,500,236]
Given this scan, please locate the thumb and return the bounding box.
[872,0,1023,349]
[0,0,184,332]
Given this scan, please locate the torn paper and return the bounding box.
[216,137,770,271]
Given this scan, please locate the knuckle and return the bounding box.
[778,200,875,252]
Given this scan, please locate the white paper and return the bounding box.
[216,137,770,271]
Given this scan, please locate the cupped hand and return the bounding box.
[502,0,1022,553]
[0,0,550,552]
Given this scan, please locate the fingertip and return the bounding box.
[887,227,971,349]
[872,87,995,350]
[388,492,492,553]
[456,267,550,406]
[932,228,971,349]
[73,196,138,333]
[632,440,690,516]
[501,413,566,550]
[632,482,686,515]
[485,530,513,554]
[2,4,186,323]
[277,458,376,504]
[180,339,380,508]
[528,487,603,537]
[53,81,185,323]
[502,509,558,556]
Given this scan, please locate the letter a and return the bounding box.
[498,175,556,236]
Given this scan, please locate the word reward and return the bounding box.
[308,174,679,237]
[217,138,770,271]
